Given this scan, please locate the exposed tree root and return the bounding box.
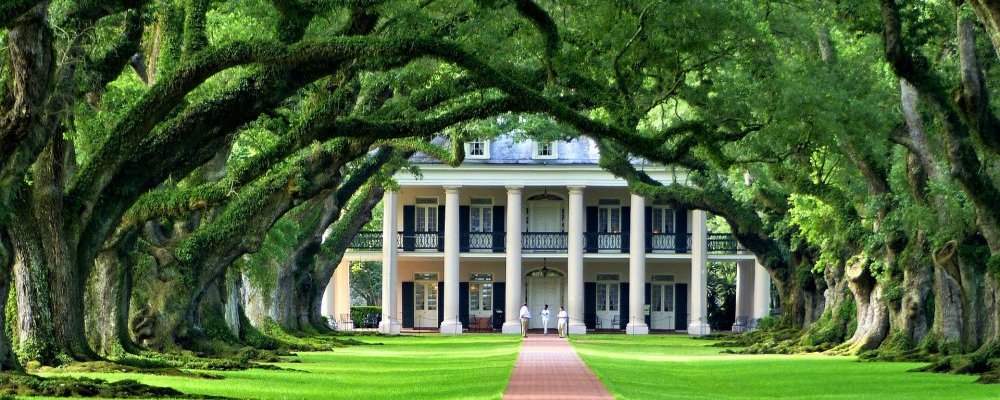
[913,341,1000,384]
[0,373,226,398]
[30,361,222,379]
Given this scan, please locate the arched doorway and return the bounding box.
[524,266,565,329]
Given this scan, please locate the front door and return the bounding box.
[525,275,563,329]
[414,280,439,328]
[596,279,620,329]
[650,283,676,330]
[469,281,493,319]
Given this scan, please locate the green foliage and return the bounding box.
[350,262,381,306]
[350,306,381,327]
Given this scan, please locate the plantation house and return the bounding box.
[324,135,771,335]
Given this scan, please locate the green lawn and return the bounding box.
[25,334,1000,399]
[30,334,520,400]
[571,334,1000,400]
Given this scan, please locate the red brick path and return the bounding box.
[503,335,614,400]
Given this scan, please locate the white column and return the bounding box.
[322,274,337,317]
[732,260,754,332]
[688,209,711,336]
[378,190,401,335]
[567,185,587,335]
[626,193,649,335]
[502,186,524,335]
[440,186,463,334]
[752,258,771,326]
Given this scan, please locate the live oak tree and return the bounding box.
[0,0,998,387]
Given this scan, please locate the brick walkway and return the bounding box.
[503,335,613,400]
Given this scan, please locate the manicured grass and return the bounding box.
[571,334,1000,400]
[31,334,520,399]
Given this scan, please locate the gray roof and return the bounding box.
[410,134,602,165]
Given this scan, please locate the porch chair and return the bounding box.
[338,313,354,331]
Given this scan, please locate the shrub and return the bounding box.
[351,306,382,328]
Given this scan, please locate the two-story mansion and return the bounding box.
[322,135,772,335]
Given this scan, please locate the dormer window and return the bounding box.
[466,140,489,159]
[533,141,557,159]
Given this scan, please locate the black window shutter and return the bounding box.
[585,207,599,253]
[437,205,446,251]
[492,205,505,253]
[402,282,414,328]
[459,282,470,328]
[403,206,415,251]
[621,206,630,252]
[492,282,506,330]
[644,206,652,252]
[459,205,470,252]
[675,283,688,331]
[642,283,653,329]
[619,282,629,330]
[676,207,689,253]
[438,281,445,325]
[584,282,597,329]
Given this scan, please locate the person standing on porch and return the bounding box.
[541,305,551,335]
[519,303,531,337]
[557,306,568,338]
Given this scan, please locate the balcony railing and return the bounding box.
[707,233,743,254]
[346,230,743,255]
[522,232,568,251]
[410,231,440,250]
[469,232,504,251]
[584,232,623,251]
[348,231,384,249]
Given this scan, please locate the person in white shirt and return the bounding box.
[518,303,531,337]
[557,306,569,338]
[540,305,551,335]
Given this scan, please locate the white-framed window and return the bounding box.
[469,273,494,312]
[598,199,622,233]
[651,206,676,234]
[470,198,493,233]
[415,197,438,232]
[596,273,620,312]
[533,140,558,159]
[465,140,490,159]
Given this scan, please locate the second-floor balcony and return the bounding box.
[348,231,744,255]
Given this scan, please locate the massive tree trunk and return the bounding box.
[269,247,321,332]
[832,254,890,354]
[8,196,58,364]
[801,258,853,349]
[894,232,933,346]
[931,241,965,352]
[33,139,96,362]
[86,235,141,358]
[969,0,1000,60]
[0,232,22,371]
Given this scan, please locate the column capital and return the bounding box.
[505,185,524,191]
[567,185,586,193]
[443,185,462,193]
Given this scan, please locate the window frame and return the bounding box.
[650,206,676,234]
[414,197,439,232]
[465,140,490,159]
[597,199,622,233]
[533,140,558,159]
[469,198,494,233]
